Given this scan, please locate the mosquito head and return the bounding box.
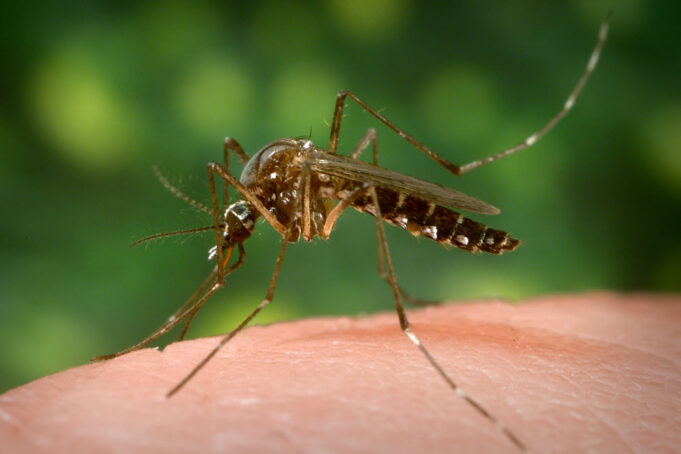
[207,200,256,261]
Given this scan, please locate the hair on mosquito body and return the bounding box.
[96,15,611,453]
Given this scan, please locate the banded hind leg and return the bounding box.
[346,128,442,307]
[318,133,525,447]
[92,244,246,361]
[133,137,254,344]
[367,185,527,452]
[177,137,253,339]
[93,140,253,361]
[327,15,609,175]
[168,137,286,342]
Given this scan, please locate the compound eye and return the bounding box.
[232,202,249,219]
[223,201,255,243]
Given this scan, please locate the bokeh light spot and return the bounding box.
[437,264,544,301]
[30,45,141,170]
[486,123,567,205]
[192,294,302,338]
[174,56,255,141]
[3,310,104,383]
[134,1,221,62]
[269,66,341,138]
[419,65,498,149]
[326,0,409,40]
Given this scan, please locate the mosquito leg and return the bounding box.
[207,157,270,286]
[368,186,526,452]
[176,138,249,340]
[167,165,311,397]
[176,268,220,341]
[377,261,441,307]
[319,176,438,310]
[178,307,203,342]
[92,266,215,359]
[131,163,241,348]
[318,128,378,237]
[348,129,442,307]
[322,183,370,239]
[456,14,610,175]
[350,128,378,162]
[98,141,254,361]
[209,163,287,235]
[151,137,248,215]
[93,250,249,362]
[319,175,453,310]
[93,274,222,361]
[177,243,246,341]
[222,138,250,213]
[167,237,290,397]
[375,229,440,307]
[169,155,290,351]
[394,287,439,307]
[224,137,250,165]
[329,15,609,177]
[327,193,434,306]
[301,162,314,240]
[207,163,228,284]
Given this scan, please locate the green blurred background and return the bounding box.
[1,1,680,392]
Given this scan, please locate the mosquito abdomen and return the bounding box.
[351,187,519,254]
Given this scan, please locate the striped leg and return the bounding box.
[167,159,313,397]
[328,15,609,176]
[93,139,253,360]
[347,129,442,307]
[92,245,245,361]
[367,186,527,452]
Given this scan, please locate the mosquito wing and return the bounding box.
[309,151,499,215]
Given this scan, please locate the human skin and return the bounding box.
[1,293,680,454]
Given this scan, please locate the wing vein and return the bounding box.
[308,151,499,215]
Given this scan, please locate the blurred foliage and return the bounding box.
[1,1,680,392]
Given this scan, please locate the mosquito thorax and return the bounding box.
[239,138,305,189]
[239,138,322,242]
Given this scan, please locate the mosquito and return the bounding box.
[96,16,610,453]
